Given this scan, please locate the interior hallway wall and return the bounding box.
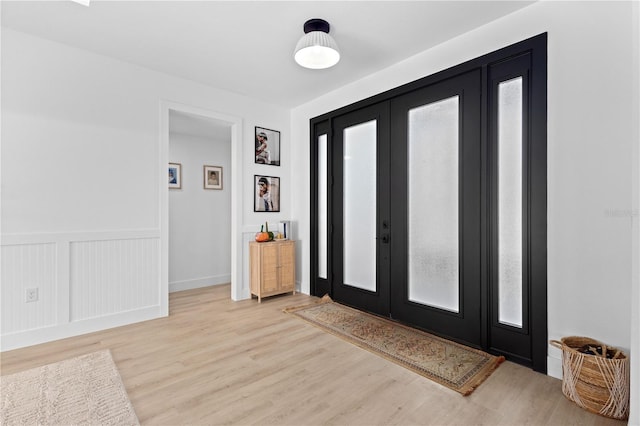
[0,28,290,350]
[169,129,231,292]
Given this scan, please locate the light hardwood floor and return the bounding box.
[1,285,626,425]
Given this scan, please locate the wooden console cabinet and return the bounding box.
[249,240,296,302]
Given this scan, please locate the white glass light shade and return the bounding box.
[294,31,340,69]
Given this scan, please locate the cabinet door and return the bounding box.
[279,242,296,291]
[261,244,279,293]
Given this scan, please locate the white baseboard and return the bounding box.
[1,305,164,352]
[547,354,562,380]
[169,275,231,293]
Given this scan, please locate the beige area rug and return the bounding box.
[0,350,139,426]
[285,296,504,396]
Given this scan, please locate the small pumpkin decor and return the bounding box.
[255,222,274,242]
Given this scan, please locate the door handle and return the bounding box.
[381,234,390,244]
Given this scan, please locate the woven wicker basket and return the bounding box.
[550,336,629,420]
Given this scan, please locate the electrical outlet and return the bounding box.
[26,288,39,303]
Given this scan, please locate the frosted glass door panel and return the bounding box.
[498,77,523,328]
[343,120,377,292]
[318,134,328,279]
[408,96,460,312]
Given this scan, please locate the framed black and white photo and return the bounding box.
[255,126,280,166]
[203,165,223,190]
[254,175,280,212]
[168,162,182,189]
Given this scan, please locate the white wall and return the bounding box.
[630,3,640,425]
[291,0,637,386]
[169,130,231,292]
[1,28,291,350]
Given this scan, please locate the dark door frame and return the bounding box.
[310,33,547,373]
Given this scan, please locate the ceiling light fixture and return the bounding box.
[294,18,340,70]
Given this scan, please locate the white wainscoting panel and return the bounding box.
[1,243,58,334]
[1,230,163,351]
[70,238,160,321]
[241,231,255,300]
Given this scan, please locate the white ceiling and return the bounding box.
[1,0,536,110]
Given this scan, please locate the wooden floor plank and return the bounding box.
[0,284,627,425]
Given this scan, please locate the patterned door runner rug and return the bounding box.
[285,296,504,396]
[0,350,139,425]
